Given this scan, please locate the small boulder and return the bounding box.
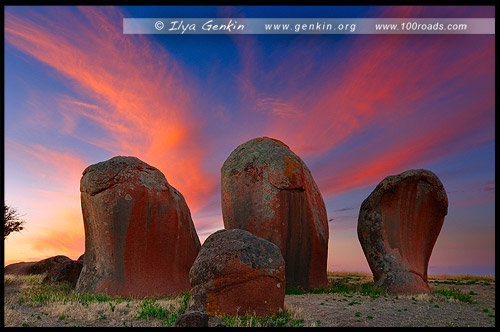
[357,169,448,294]
[188,229,285,317]
[5,255,74,278]
[27,255,73,275]
[173,311,227,327]
[221,137,329,289]
[43,260,83,287]
[4,261,36,275]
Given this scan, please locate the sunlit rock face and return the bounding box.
[358,169,448,294]
[188,229,285,317]
[221,137,329,289]
[76,156,201,297]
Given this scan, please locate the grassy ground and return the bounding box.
[4,272,495,327]
[3,274,304,327]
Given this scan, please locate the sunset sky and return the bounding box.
[4,5,495,275]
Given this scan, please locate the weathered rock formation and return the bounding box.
[75,156,201,297]
[357,169,448,294]
[221,137,329,289]
[28,255,73,274]
[188,229,285,316]
[43,260,83,287]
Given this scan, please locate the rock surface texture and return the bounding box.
[188,229,285,317]
[43,260,83,287]
[357,169,448,294]
[75,156,201,297]
[221,137,329,289]
[4,261,35,275]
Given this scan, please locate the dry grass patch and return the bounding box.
[217,305,305,327]
[5,273,45,287]
[4,305,25,327]
[327,271,373,284]
[41,300,135,322]
[428,274,495,282]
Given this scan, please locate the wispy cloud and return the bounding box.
[5,6,217,211]
[5,6,220,265]
[227,7,494,200]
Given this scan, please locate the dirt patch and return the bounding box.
[285,282,495,327]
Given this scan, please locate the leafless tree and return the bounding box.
[4,204,25,239]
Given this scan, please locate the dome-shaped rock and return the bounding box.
[221,137,328,289]
[188,229,285,316]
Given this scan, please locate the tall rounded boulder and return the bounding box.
[188,229,285,316]
[76,156,201,297]
[221,137,329,289]
[357,169,448,294]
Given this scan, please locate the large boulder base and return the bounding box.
[221,137,329,289]
[188,229,285,317]
[76,156,201,298]
[357,169,448,294]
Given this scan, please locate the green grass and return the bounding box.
[465,279,480,285]
[220,309,304,327]
[432,287,473,303]
[135,292,189,327]
[359,282,386,297]
[8,272,492,327]
[285,278,386,297]
[16,276,129,306]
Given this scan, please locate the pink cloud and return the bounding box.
[5,7,217,211]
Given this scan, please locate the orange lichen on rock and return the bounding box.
[76,156,200,298]
[188,229,285,317]
[257,136,290,148]
[283,154,303,184]
[221,137,328,289]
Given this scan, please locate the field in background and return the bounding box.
[4,272,495,327]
